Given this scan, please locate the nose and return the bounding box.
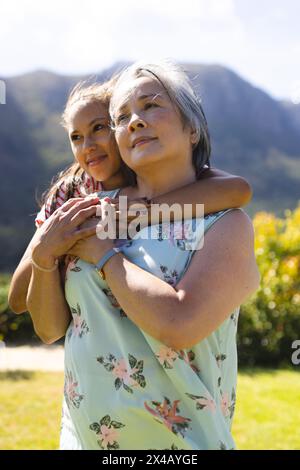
[128,113,147,132]
[83,135,97,153]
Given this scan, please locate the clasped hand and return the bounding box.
[32,195,150,268]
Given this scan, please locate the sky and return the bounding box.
[0,0,299,102]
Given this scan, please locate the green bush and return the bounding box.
[238,205,300,366]
[0,274,40,344]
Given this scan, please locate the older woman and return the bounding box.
[27,61,260,450]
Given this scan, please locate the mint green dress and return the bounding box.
[60,190,239,450]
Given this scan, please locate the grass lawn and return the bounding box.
[0,368,299,450]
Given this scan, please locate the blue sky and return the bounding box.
[0,0,299,101]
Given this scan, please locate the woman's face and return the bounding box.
[112,76,196,172]
[68,100,122,182]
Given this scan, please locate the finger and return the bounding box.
[108,198,119,204]
[53,198,91,219]
[63,197,100,220]
[78,219,100,233]
[69,205,99,226]
[73,225,97,241]
[59,197,87,213]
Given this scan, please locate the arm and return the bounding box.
[27,261,72,344]
[113,168,252,229]
[9,181,70,314]
[151,168,252,217]
[26,198,99,344]
[8,199,49,314]
[8,234,68,315]
[8,232,37,314]
[73,209,260,349]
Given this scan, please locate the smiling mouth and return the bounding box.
[87,155,107,166]
[133,138,157,148]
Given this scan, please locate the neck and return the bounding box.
[101,171,127,191]
[135,159,196,199]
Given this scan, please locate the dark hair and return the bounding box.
[39,79,116,210]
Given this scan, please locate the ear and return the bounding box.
[190,128,199,146]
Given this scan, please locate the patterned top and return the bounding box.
[60,189,240,450]
[35,172,102,228]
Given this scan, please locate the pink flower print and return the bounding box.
[186,393,216,413]
[72,315,83,336]
[69,304,89,339]
[65,380,77,401]
[99,425,120,450]
[97,354,146,394]
[67,257,78,271]
[196,397,216,413]
[112,358,139,388]
[173,222,191,241]
[160,222,184,247]
[64,370,84,408]
[64,256,81,281]
[156,346,178,368]
[90,415,125,450]
[144,398,191,436]
[221,392,230,417]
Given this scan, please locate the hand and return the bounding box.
[66,231,115,265]
[105,197,150,236]
[110,196,150,220]
[31,197,100,268]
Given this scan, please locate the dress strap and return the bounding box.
[203,208,237,234]
[179,208,238,281]
[97,188,121,199]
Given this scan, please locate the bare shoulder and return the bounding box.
[199,166,230,179]
[179,209,258,290]
[205,209,255,255]
[218,208,254,230]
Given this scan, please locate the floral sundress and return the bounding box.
[60,189,240,450]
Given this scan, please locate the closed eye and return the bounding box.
[115,114,129,124]
[144,102,159,110]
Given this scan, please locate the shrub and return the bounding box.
[238,205,300,366]
[0,274,40,344]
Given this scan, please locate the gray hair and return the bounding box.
[110,59,211,178]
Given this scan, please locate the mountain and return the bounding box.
[187,64,300,214]
[0,63,299,271]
